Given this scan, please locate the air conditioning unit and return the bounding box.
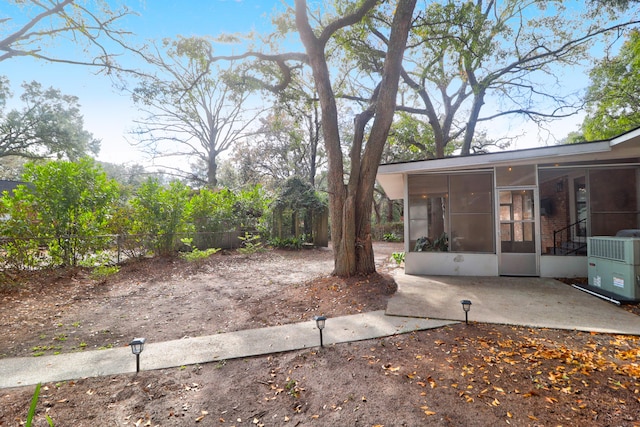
[587,236,640,302]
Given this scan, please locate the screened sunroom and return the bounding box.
[377,128,640,277]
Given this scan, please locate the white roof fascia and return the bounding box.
[610,127,640,147]
[377,141,612,175]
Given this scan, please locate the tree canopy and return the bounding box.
[337,0,640,158]
[0,79,100,160]
[583,29,640,140]
[0,0,134,70]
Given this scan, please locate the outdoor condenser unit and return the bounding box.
[587,236,640,303]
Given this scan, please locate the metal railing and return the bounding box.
[552,218,587,255]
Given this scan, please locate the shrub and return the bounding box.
[383,232,402,242]
[237,232,263,254]
[269,236,304,250]
[391,251,405,265]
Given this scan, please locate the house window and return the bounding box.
[408,172,494,253]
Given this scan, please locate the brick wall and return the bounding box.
[539,176,570,254]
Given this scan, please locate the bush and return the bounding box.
[179,238,221,262]
[268,236,305,250]
[383,232,402,242]
[371,222,404,241]
[391,251,405,265]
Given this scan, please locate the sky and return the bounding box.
[1,0,288,165]
[0,1,630,169]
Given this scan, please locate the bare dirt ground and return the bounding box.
[1,242,640,426]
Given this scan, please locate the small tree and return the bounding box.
[129,178,191,256]
[184,185,269,249]
[272,176,327,244]
[8,158,120,267]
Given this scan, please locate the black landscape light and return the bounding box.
[314,315,327,347]
[460,300,472,325]
[129,337,146,373]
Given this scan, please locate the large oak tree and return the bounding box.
[0,79,99,161]
[129,37,258,188]
[293,0,417,276]
[211,0,416,276]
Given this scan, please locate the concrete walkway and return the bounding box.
[386,273,640,335]
[0,311,456,389]
[4,274,640,390]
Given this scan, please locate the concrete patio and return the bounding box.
[386,273,640,336]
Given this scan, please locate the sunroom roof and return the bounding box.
[377,127,640,200]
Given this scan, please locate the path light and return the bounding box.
[129,337,146,373]
[314,315,327,347]
[460,300,472,325]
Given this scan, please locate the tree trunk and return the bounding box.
[207,153,218,188]
[386,197,394,222]
[295,0,416,276]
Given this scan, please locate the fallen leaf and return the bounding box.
[427,377,437,389]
